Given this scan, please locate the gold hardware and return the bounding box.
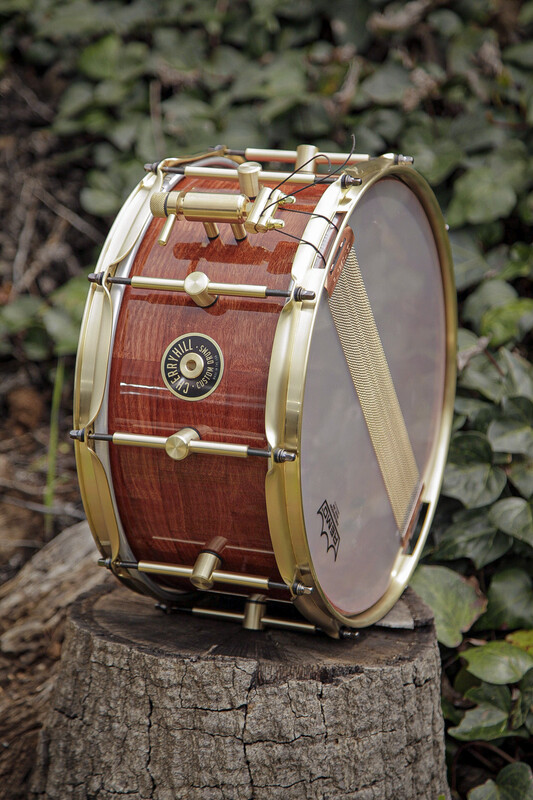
[183,271,216,307]
[209,279,267,298]
[179,351,205,379]
[191,551,222,590]
[129,273,270,299]
[255,190,286,233]
[165,428,250,460]
[244,186,270,231]
[86,427,274,460]
[100,271,315,302]
[150,190,248,222]
[231,222,247,241]
[113,432,168,449]
[203,221,219,239]
[242,594,267,631]
[158,213,177,246]
[191,605,317,634]
[150,186,284,235]
[188,439,250,459]
[164,165,329,185]
[295,144,318,173]
[136,559,272,591]
[165,427,200,461]
[242,147,370,165]
[238,161,261,198]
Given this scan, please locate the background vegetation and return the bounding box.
[0,1,532,797]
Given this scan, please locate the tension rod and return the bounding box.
[70,426,296,463]
[88,271,315,307]
[98,557,313,596]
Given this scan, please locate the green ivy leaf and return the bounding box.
[0,296,43,334]
[442,432,506,508]
[467,762,533,800]
[56,82,94,119]
[481,300,533,347]
[360,62,411,105]
[498,243,533,281]
[508,459,533,499]
[80,187,123,217]
[487,418,533,458]
[476,570,533,631]
[504,41,533,68]
[49,272,94,324]
[448,109,507,155]
[506,632,533,656]
[449,682,511,741]
[449,230,491,291]
[489,498,533,547]
[78,34,122,81]
[459,353,507,404]
[463,641,533,684]
[499,349,533,403]
[454,396,494,424]
[511,667,533,729]
[447,168,516,228]
[463,280,518,332]
[78,34,148,82]
[405,138,464,186]
[434,507,510,568]
[41,307,80,356]
[410,565,486,647]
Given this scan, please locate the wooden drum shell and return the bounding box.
[107,177,329,593]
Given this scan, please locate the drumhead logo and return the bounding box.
[317,500,340,561]
[161,333,223,401]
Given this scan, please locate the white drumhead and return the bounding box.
[300,177,446,615]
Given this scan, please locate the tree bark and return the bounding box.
[30,584,450,800]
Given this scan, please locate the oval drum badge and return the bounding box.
[161,333,224,401]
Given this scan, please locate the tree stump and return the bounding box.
[30,584,450,800]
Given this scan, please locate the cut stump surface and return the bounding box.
[30,584,450,800]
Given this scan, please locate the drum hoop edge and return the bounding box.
[265,157,457,632]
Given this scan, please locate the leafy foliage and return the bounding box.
[1,0,532,797]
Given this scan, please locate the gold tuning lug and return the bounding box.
[191,550,223,590]
[165,427,200,461]
[242,594,267,631]
[183,271,217,307]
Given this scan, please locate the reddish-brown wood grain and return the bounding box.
[107,176,329,592]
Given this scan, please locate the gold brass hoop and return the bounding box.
[265,157,456,635]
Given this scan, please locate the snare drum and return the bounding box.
[72,145,456,638]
